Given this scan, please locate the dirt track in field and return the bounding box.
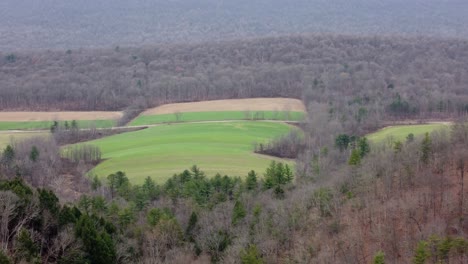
[0,111,123,122]
[142,98,306,115]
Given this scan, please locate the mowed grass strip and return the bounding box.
[367,123,450,143]
[83,121,295,184]
[130,111,305,126]
[0,120,116,131]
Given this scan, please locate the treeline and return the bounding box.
[1,121,467,263]
[51,122,143,145]
[0,161,295,263]
[254,130,305,158]
[3,0,468,51]
[1,35,467,119]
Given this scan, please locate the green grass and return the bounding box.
[0,120,116,131]
[130,111,305,126]
[367,123,450,143]
[78,121,296,184]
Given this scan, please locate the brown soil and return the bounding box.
[142,98,306,115]
[0,111,123,121]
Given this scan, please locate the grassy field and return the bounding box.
[80,121,295,184]
[0,120,116,131]
[130,111,305,126]
[0,132,49,149]
[367,123,450,143]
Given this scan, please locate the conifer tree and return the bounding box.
[246,170,258,190]
[420,132,432,165]
[232,200,246,225]
[348,149,362,166]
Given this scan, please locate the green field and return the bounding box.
[79,121,295,184]
[0,120,116,131]
[367,123,450,142]
[130,111,305,126]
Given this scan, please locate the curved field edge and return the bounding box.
[367,123,450,143]
[130,111,305,126]
[74,121,296,184]
[0,120,116,131]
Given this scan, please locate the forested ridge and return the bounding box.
[1,35,468,121]
[1,16,468,263]
[2,0,468,51]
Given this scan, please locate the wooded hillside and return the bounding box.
[1,35,468,121]
[1,0,468,51]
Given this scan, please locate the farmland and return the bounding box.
[1,2,467,261]
[0,111,122,121]
[132,98,306,125]
[0,111,121,130]
[82,121,296,184]
[142,98,306,115]
[0,131,48,149]
[130,111,305,126]
[367,123,450,143]
[0,120,116,131]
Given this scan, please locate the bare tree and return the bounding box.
[0,191,19,251]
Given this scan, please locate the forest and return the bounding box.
[1,35,468,126]
[1,7,468,262]
[1,0,468,51]
[0,117,467,263]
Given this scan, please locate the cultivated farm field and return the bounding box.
[0,131,49,149]
[130,111,305,126]
[142,98,306,115]
[367,123,450,143]
[0,111,122,130]
[132,98,306,126]
[82,121,296,184]
[0,120,117,131]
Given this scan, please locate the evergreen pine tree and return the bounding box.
[348,149,362,166]
[241,244,264,264]
[29,146,39,162]
[413,241,429,264]
[246,170,258,190]
[0,250,10,264]
[71,120,78,130]
[185,212,198,242]
[232,200,246,225]
[420,132,432,165]
[2,145,15,164]
[284,164,294,183]
[91,175,102,190]
[142,176,159,200]
[358,137,370,158]
[373,251,385,264]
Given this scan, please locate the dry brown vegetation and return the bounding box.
[0,115,467,264]
[1,32,468,263]
[142,98,305,115]
[0,111,122,122]
[2,0,468,51]
[1,35,467,127]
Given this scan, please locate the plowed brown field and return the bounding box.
[0,111,122,122]
[142,98,306,115]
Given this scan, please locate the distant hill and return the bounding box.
[1,0,468,51]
